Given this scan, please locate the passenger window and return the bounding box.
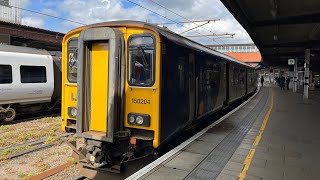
[20,66,47,83]
[0,65,12,84]
[128,35,155,86]
[67,39,78,83]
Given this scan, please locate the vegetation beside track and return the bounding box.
[0,117,62,148]
[0,116,81,179]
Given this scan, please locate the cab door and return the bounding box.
[89,42,109,132]
[76,27,125,142]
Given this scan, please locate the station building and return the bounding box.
[0,0,64,51]
[0,0,21,24]
[208,43,262,64]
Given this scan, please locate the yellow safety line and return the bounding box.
[239,91,274,180]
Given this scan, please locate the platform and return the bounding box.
[127,84,320,180]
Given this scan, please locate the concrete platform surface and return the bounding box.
[219,85,320,180]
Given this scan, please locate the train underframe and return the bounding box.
[0,100,60,122]
[69,133,155,179]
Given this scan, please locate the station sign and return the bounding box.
[288,59,295,65]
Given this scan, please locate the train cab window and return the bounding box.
[20,66,47,83]
[128,35,155,86]
[67,38,78,83]
[0,65,12,84]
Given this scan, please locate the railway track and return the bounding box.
[0,133,73,159]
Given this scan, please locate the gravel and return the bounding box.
[0,116,81,180]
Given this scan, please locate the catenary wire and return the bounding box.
[146,0,226,45]
[9,5,87,26]
[10,2,224,45]
[126,0,219,43]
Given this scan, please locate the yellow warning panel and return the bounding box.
[90,42,109,132]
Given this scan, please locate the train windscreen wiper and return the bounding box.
[137,46,149,69]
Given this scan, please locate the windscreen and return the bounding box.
[67,39,78,82]
[128,36,155,86]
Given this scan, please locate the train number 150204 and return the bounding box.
[132,98,151,104]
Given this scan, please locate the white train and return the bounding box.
[0,45,61,121]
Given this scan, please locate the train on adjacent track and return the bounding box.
[61,21,257,178]
[0,45,61,122]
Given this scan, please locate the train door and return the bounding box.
[225,63,229,105]
[245,68,248,95]
[76,27,124,142]
[89,42,109,132]
[188,53,195,122]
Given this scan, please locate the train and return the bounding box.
[62,21,257,178]
[0,45,61,122]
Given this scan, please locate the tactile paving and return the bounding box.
[184,90,269,180]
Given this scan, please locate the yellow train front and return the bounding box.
[65,21,257,178]
[67,21,162,177]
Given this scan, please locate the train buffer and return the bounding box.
[127,84,320,180]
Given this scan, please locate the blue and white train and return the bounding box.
[0,45,61,121]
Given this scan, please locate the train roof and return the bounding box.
[67,20,253,68]
[0,44,50,56]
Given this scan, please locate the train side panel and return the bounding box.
[228,63,248,103]
[160,40,191,143]
[239,67,247,96]
[247,68,258,94]
[228,63,238,103]
[160,39,227,144]
[196,54,226,118]
[0,51,54,105]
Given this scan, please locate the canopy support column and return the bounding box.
[303,49,310,99]
[293,58,298,92]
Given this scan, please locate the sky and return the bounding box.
[20,0,253,45]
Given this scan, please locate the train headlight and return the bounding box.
[68,107,77,118]
[128,113,150,127]
[129,115,135,124]
[90,155,95,162]
[136,116,144,125]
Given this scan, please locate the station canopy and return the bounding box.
[220,0,320,70]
